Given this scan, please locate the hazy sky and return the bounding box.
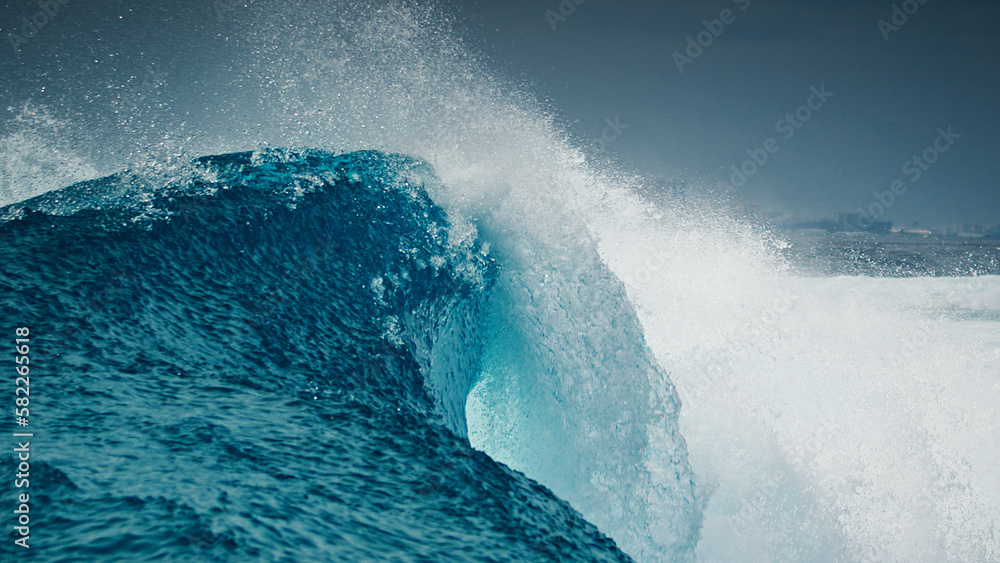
[1,0,997,225]
[450,0,1000,225]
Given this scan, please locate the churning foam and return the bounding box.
[602,206,1000,561]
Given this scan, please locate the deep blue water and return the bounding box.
[0,150,643,562]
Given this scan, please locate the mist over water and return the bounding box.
[2,1,998,561]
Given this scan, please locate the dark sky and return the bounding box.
[1,0,998,225]
[448,0,1000,226]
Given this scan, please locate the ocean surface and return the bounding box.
[1,2,998,561]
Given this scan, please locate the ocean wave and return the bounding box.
[0,148,699,561]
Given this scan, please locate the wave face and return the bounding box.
[0,149,670,561]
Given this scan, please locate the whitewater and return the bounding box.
[1,2,997,561]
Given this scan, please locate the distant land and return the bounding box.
[639,181,999,239]
[748,207,999,240]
